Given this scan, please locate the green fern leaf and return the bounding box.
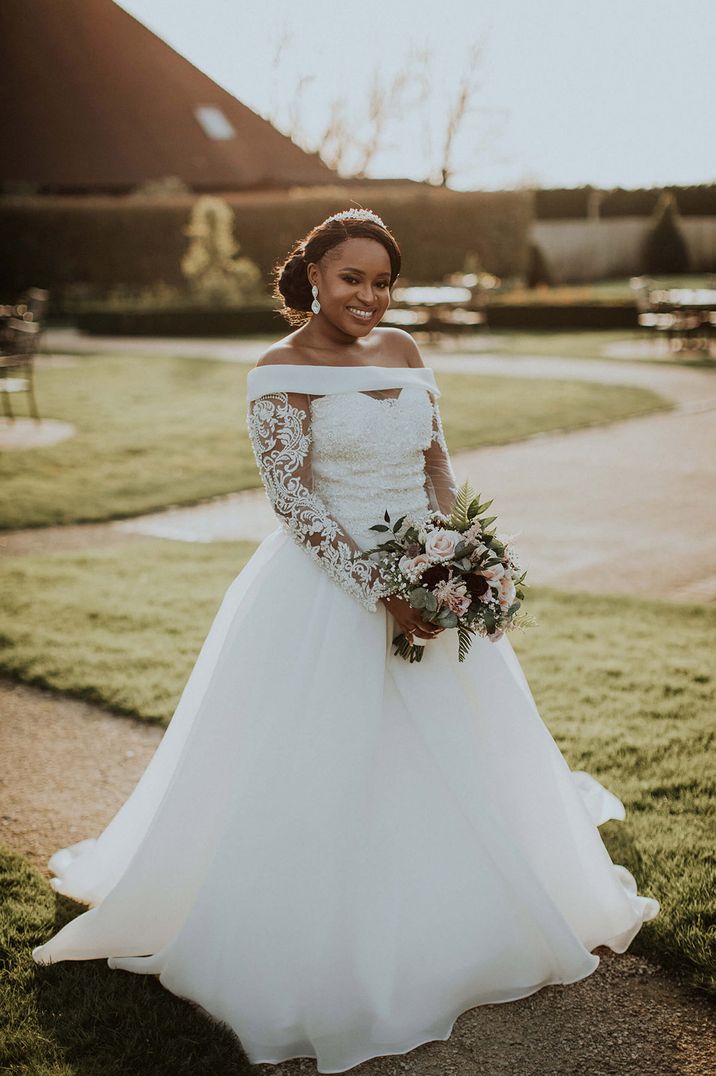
[449,480,477,531]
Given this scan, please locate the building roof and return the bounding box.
[0,0,338,194]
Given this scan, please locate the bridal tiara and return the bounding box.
[323,208,387,229]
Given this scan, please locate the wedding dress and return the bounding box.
[32,363,660,1073]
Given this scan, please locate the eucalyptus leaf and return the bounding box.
[409,588,428,609]
[437,610,459,628]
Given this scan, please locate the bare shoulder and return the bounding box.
[254,341,305,368]
[375,326,425,368]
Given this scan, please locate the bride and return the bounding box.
[32,207,660,1073]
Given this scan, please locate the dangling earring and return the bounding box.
[311,284,321,315]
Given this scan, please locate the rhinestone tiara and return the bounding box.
[323,208,387,229]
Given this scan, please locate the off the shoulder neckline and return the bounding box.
[251,363,434,373]
[246,363,440,402]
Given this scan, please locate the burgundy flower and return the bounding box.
[463,572,490,601]
[422,564,451,589]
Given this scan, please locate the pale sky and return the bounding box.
[116,0,716,191]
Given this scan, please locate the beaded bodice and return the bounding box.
[309,387,434,551]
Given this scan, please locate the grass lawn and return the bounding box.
[1,351,672,530]
[0,538,713,1008]
[0,843,255,1074]
[418,327,715,367]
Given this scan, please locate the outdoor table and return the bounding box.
[645,289,716,354]
[648,288,716,311]
[385,285,484,341]
[391,286,474,306]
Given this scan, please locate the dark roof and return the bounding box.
[0,0,338,194]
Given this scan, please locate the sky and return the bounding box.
[116,0,716,192]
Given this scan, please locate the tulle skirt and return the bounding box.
[32,525,660,1073]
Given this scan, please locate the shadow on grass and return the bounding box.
[1,846,255,1075]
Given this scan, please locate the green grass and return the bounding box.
[1,352,672,530]
[0,539,713,1005]
[0,845,254,1074]
[489,328,644,359]
[420,326,715,367]
[0,539,257,722]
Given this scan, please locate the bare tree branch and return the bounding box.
[264,30,499,189]
[315,97,353,172]
[438,39,486,187]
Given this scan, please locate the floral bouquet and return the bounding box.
[362,480,533,663]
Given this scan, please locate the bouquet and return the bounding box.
[362,480,533,663]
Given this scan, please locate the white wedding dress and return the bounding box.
[32,363,660,1073]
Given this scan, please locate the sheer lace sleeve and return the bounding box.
[423,393,459,516]
[247,390,392,612]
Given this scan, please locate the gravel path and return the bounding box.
[3,338,715,1072]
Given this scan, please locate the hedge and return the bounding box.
[534,183,716,220]
[0,184,533,299]
[72,302,639,336]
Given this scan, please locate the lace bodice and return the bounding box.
[246,364,458,612]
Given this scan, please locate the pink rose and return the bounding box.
[482,562,506,586]
[424,529,463,563]
[398,552,432,579]
[498,575,516,611]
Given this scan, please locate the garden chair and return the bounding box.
[0,317,41,420]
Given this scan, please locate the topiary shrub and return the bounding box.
[642,190,690,274]
[180,195,263,306]
[525,241,553,288]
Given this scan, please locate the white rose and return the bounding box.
[424,529,463,563]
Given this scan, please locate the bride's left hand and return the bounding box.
[381,594,445,643]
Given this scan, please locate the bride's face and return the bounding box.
[308,238,392,336]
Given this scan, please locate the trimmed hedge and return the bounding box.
[75,305,285,336]
[0,184,533,299]
[72,301,639,336]
[484,303,638,330]
[534,183,716,220]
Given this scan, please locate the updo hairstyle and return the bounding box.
[272,210,402,326]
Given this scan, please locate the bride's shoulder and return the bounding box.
[375,327,426,369]
[254,342,304,369]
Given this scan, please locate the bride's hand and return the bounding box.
[380,594,445,643]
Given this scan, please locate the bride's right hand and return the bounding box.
[380,594,444,643]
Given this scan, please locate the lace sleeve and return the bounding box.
[423,393,459,516]
[247,390,392,612]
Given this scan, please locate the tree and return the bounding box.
[264,30,500,189]
[437,39,486,188]
[642,191,690,274]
